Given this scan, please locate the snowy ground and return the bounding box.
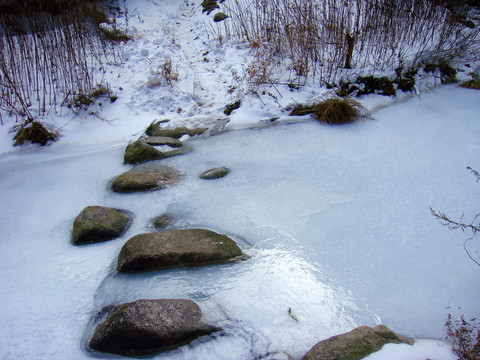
[0,0,479,359]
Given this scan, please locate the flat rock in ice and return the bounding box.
[117,229,244,273]
[143,136,183,148]
[111,165,181,193]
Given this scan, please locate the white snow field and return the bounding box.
[0,0,479,359]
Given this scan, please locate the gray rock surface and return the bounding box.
[88,299,220,356]
[72,206,130,245]
[302,325,413,360]
[146,123,207,139]
[117,229,243,273]
[199,166,230,179]
[143,136,183,148]
[111,165,181,193]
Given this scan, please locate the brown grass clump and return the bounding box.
[290,97,368,125]
[460,79,480,90]
[13,121,58,146]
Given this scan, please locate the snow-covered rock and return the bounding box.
[303,325,413,360]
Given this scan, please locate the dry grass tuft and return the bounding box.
[290,97,368,125]
[460,79,480,90]
[13,121,58,146]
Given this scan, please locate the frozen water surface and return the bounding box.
[0,86,479,359]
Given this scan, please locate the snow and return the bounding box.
[0,0,479,359]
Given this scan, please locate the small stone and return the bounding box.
[199,167,230,179]
[88,299,221,356]
[117,229,243,273]
[213,12,228,22]
[152,214,174,230]
[111,165,181,193]
[72,206,130,245]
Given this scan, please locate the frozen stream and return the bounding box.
[0,86,479,359]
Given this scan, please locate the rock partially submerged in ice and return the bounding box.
[199,166,230,179]
[124,140,187,164]
[72,206,130,245]
[111,165,181,193]
[143,136,183,148]
[88,299,221,356]
[124,140,165,164]
[145,123,207,139]
[302,325,413,360]
[117,229,244,273]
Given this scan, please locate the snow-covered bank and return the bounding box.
[0,85,478,359]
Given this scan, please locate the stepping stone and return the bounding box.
[117,229,243,273]
[124,140,188,164]
[143,136,183,148]
[124,140,165,164]
[72,206,130,245]
[302,325,413,360]
[111,165,181,193]
[146,123,207,139]
[199,166,230,179]
[88,299,221,356]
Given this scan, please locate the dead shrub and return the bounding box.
[68,84,116,110]
[445,312,480,360]
[160,59,179,86]
[99,27,132,42]
[290,97,368,125]
[13,121,58,146]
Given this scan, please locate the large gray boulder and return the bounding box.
[111,165,181,193]
[145,123,207,139]
[72,206,130,245]
[302,325,413,360]
[88,299,221,356]
[117,229,244,273]
[124,140,165,164]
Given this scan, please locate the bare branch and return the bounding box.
[467,166,480,182]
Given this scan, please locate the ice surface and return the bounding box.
[0,86,479,359]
